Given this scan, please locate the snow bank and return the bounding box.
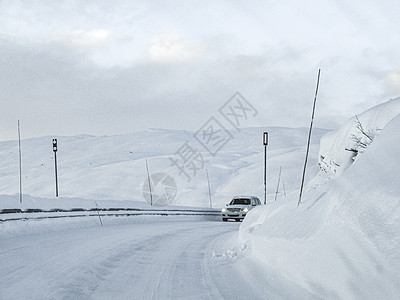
[0,194,151,210]
[318,98,400,175]
[240,102,400,299]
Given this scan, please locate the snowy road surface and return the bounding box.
[1,217,315,299]
[0,217,292,300]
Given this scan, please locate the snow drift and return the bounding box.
[240,99,400,299]
[318,97,400,175]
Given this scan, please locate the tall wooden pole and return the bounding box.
[298,69,321,207]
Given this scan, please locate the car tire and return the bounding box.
[222,218,227,222]
[235,219,241,222]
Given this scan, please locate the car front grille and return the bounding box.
[227,208,241,212]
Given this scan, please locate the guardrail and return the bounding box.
[0,207,222,223]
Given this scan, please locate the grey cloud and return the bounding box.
[0,39,322,140]
[1,0,400,140]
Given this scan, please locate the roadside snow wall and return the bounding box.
[240,103,400,299]
[318,98,400,175]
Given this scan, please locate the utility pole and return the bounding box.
[298,69,321,206]
[263,132,268,205]
[53,139,59,197]
[18,120,22,204]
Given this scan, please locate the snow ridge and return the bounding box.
[318,97,400,175]
[240,98,400,299]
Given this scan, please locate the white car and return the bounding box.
[221,196,262,222]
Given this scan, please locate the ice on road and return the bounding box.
[0,218,277,300]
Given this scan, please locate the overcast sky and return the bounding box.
[1,0,400,141]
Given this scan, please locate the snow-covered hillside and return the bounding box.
[240,99,400,298]
[0,127,328,208]
[319,97,400,175]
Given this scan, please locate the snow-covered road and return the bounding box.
[0,217,281,300]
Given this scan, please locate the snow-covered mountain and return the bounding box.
[0,126,328,208]
[240,98,400,298]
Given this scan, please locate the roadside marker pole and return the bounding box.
[95,201,103,227]
[274,166,282,202]
[53,139,59,197]
[145,159,153,206]
[298,69,321,207]
[18,120,23,204]
[263,132,268,205]
[283,180,287,197]
[206,168,212,209]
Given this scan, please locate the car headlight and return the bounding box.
[242,208,249,212]
[221,208,227,213]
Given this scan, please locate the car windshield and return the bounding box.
[230,198,250,205]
